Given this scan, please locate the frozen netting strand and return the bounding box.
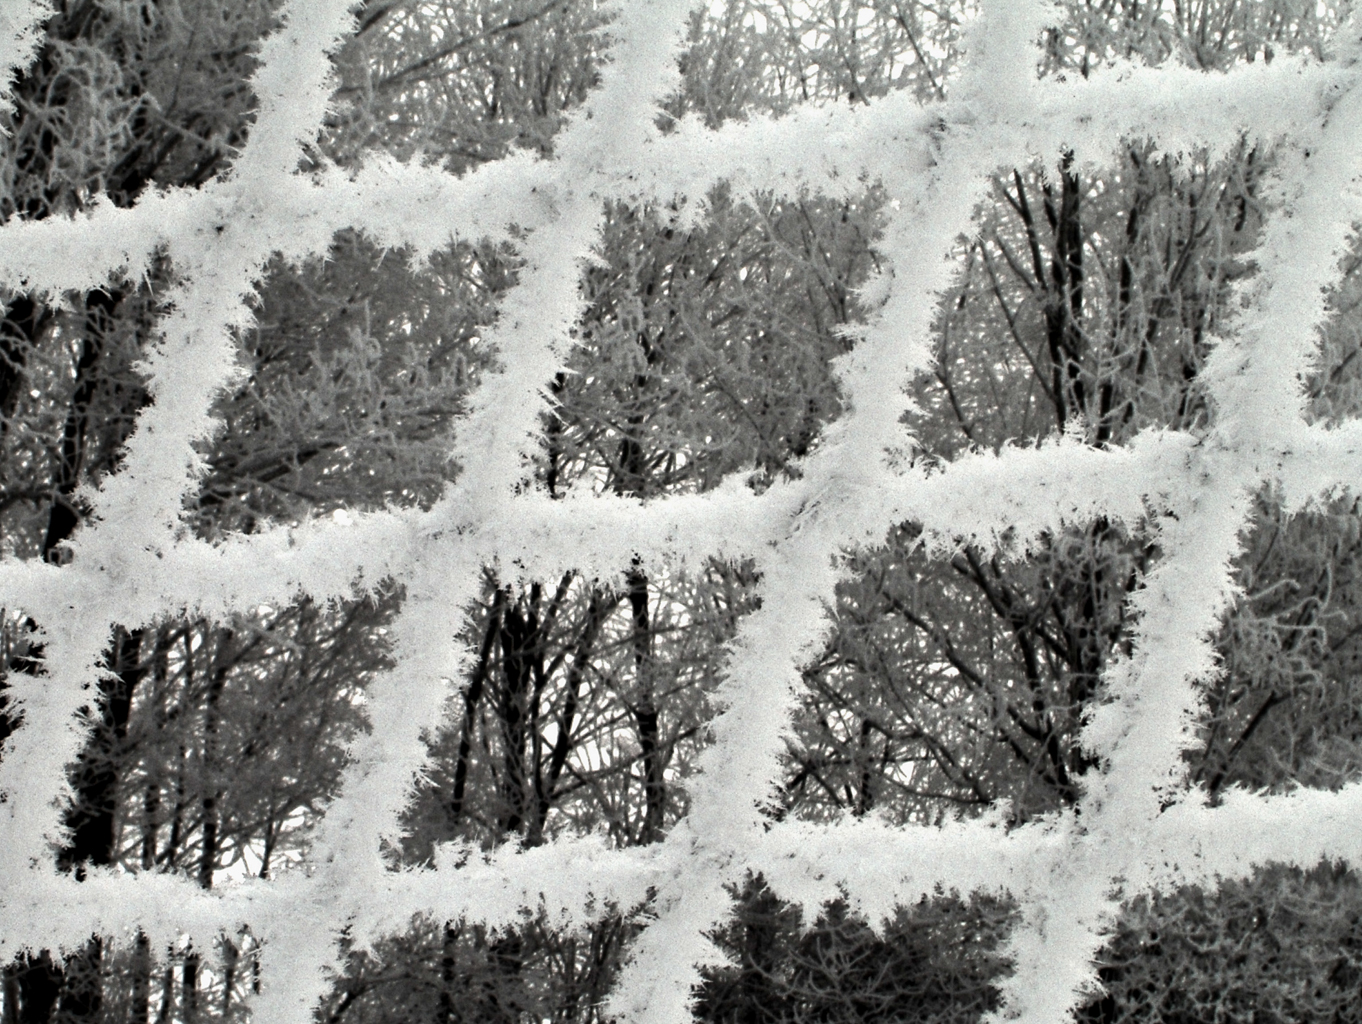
[32,43,1332,642]
[0,0,671,915]
[0,0,1231,974]
[0,42,1338,299]
[79,0,362,538]
[0,0,361,890]
[607,5,1061,1023]
[245,3,702,1022]
[989,28,1362,1024]
[0,0,47,119]
[0,24,1340,633]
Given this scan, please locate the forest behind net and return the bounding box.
[2,1,1362,1023]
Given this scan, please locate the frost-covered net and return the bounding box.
[2,1,1362,1022]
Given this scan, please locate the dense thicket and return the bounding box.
[1,1,1361,1023]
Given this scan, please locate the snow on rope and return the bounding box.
[0,0,1360,1022]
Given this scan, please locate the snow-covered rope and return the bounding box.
[0,0,361,884]
[0,34,1337,655]
[245,2,701,1020]
[990,34,1362,1023]
[0,0,48,120]
[608,4,1063,1021]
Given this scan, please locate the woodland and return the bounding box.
[2,1,1362,1023]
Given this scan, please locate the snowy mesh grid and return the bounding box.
[1,1,1361,1023]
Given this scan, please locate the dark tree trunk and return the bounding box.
[182,954,198,1024]
[42,288,120,565]
[450,589,505,827]
[438,923,460,1024]
[0,297,47,428]
[497,597,538,835]
[60,627,143,871]
[627,568,665,843]
[200,629,231,892]
[154,960,174,1024]
[1043,157,1085,431]
[37,627,145,1023]
[52,938,101,1024]
[220,938,238,1020]
[130,932,152,1024]
[7,955,59,1024]
[534,589,614,841]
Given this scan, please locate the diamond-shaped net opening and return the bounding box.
[188,236,489,534]
[909,147,1269,460]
